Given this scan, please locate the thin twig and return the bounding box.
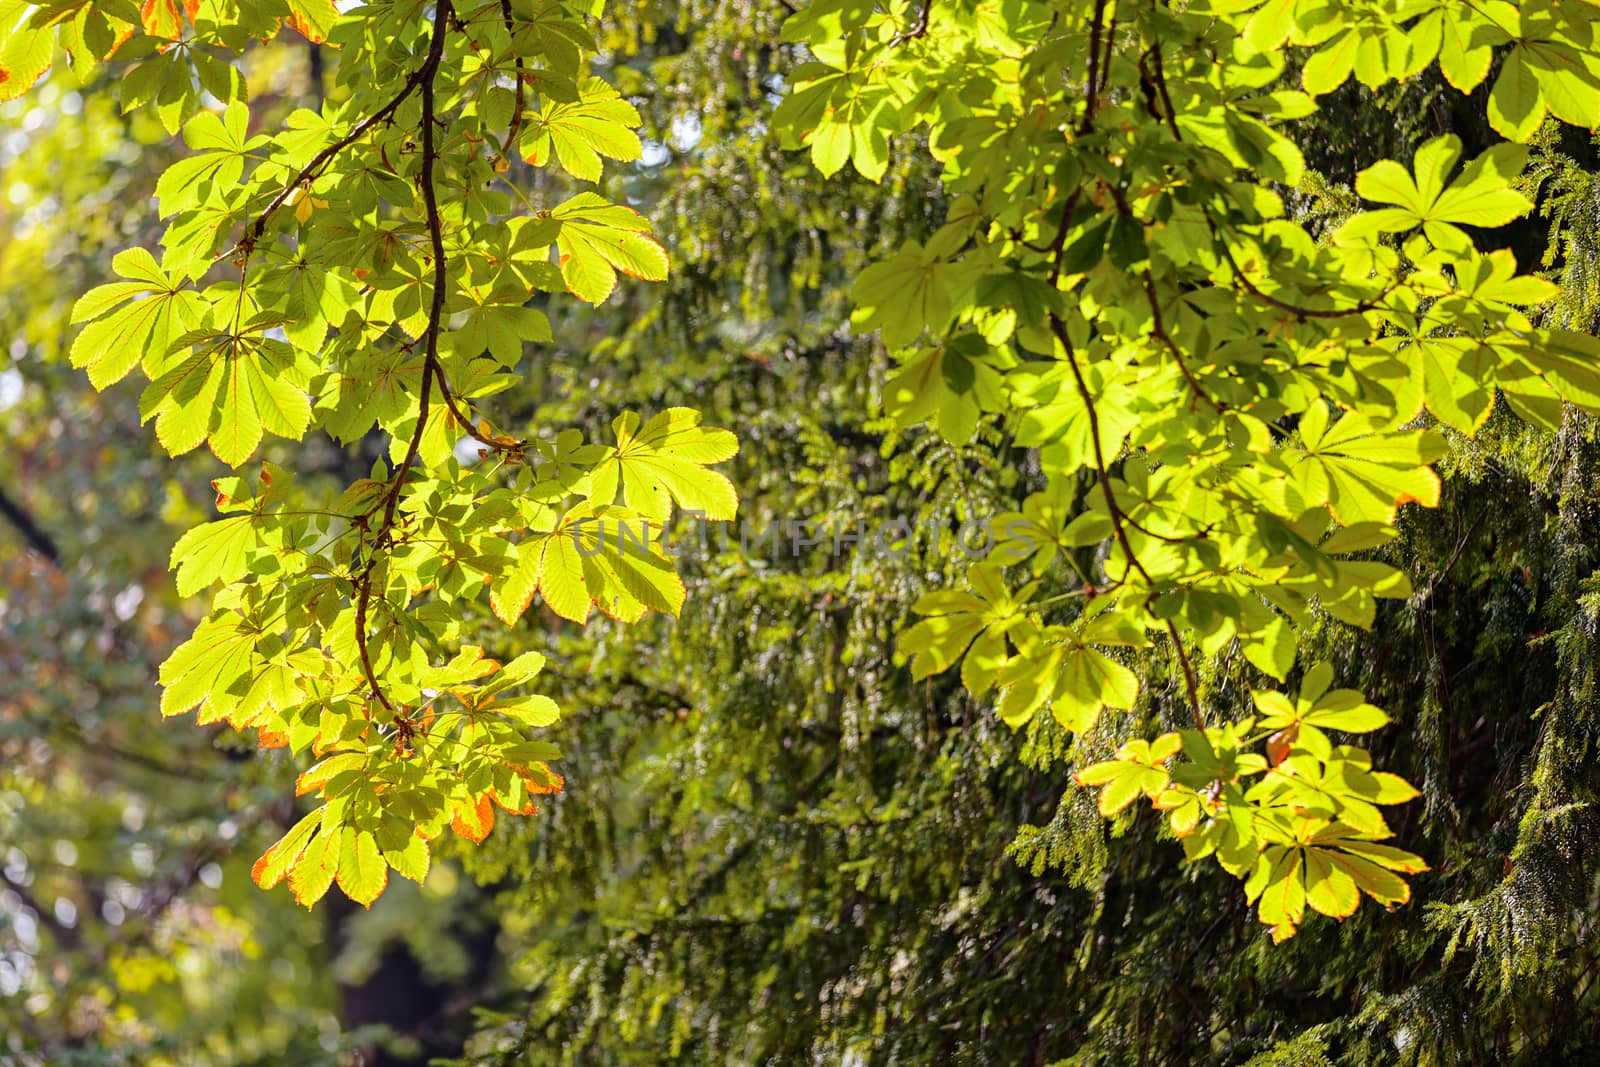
[499,0,526,154]
[226,63,433,264]
[1211,230,1393,320]
[352,0,455,717]
[894,0,933,43]
[1102,182,1224,412]
[1049,316,1152,591]
[1141,268,1224,413]
[1163,620,1206,731]
[1143,38,1391,322]
[1043,0,1203,729]
[1082,0,1109,131]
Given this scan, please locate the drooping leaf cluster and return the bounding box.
[17,0,738,907]
[768,0,1600,939]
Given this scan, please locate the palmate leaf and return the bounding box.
[996,618,1143,731]
[588,408,740,522]
[898,562,1037,695]
[520,76,643,183]
[549,192,670,304]
[1244,818,1428,941]
[158,611,307,729]
[1249,747,1420,837]
[1075,734,1183,816]
[492,504,688,626]
[1281,402,1445,526]
[283,0,339,43]
[1252,662,1390,759]
[139,320,313,467]
[850,239,960,350]
[1339,137,1533,246]
[70,247,202,389]
[251,647,567,907]
[155,100,265,217]
[884,336,1008,445]
[319,346,424,444]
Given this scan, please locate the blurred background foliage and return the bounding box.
[3,2,1600,1065]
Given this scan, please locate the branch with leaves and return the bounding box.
[29,0,737,909]
[773,0,1600,940]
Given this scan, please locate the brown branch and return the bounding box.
[1140,268,1224,413]
[1082,0,1109,131]
[1211,228,1393,320]
[0,483,61,566]
[1049,315,1151,589]
[1099,181,1224,413]
[499,0,526,154]
[1098,13,1117,99]
[226,56,436,265]
[1421,507,1487,603]
[1039,3,1205,730]
[894,0,932,42]
[1,867,80,948]
[1163,620,1206,731]
[435,368,505,451]
[59,720,222,781]
[1148,38,1182,142]
[351,0,455,718]
[1052,313,1202,729]
[1118,509,1199,545]
[1142,37,1390,323]
[1045,189,1084,287]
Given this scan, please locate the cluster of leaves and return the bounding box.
[27,0,738,907]
[12,0,1600,1062]
[774,0,1600,937]
[15,0,1600,951]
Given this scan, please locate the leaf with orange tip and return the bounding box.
[139,0,198,39]
[524,763,565,795]
[250,809,320,891]
[295,752,365,797]
[490,788,539,816]
[288,828,338,907]
[285,0,339,43]
[450,793,496,843]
